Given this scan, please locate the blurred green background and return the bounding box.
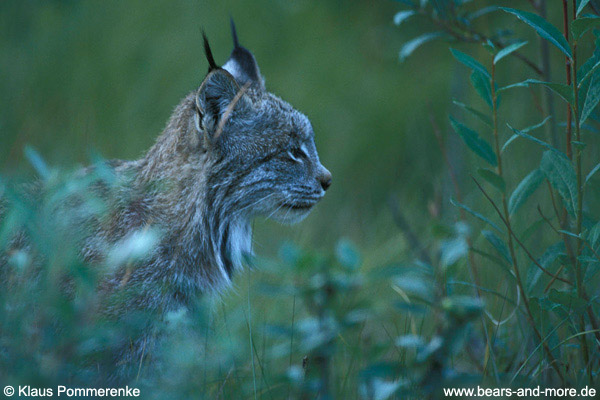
[0,0,460,264]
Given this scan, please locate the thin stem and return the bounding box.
[563,0,573,159]
[572,8,584,308]
[571,0,594,381]
[488,62,565,383]
[429,111,498,378]
[474,180,571,285]
[429,111,482,288]
[389,197,434,266]
[416,8,543,76]
[430,111,462,205]
[537,1,559,147]
[536,205,573,293]
[472,178,565,383]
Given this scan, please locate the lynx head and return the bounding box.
[194,21,331,226]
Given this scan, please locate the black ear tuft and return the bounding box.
[223,19,263,87]
[202,30,218,72]
[230,17,239,48]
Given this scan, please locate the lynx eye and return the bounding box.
[286,147,308,163]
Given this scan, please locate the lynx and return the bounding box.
[1,21,331,380]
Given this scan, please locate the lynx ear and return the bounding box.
[194,33,250,146]
[195,68,250,145]
[222,19,264,88]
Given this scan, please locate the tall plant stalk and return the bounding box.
[563,0,574,160]
[537,0,559,147]
[489,61,565,384]
[569,0,592,381]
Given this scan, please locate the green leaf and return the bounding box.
[558,229,581,239]
[493,41,527,64]
[393,275,433,302]
[24,146,50,181]
[587,221,600,249]
[527,242,566,290]
[107,228,161,267]
[467,6,501,21]
[577,37,600,104]
[449,116,497,166]
[335,239,361,270]
[583,257,600,281]
[394,10,416,26]
[440,237,468,266]
[483,39,496,54]
[470,248,513,274]
[500,7,573,59]
[548,289,587,312]
[497,79,574,105]
[524,79,574,105]
[508,168,545,216]
[452,100,492,126]
[540,150,578,217]
[506,123,563,155]
[521,218,545,242]
[577,0,592,17]
[572,16,600,41]
[441,295,484,321]
[502,116,552,153]
[399,32,444,61]
[498,81,530,93]
[586,162,600,185]
[451,48,491,78]
[450,198,502,233]
[581,73,600,125]
[477,168,505,192]
[470,71,494,109]
[482,230,512,264]
[396,334,425,348]
[518,117,553,134]
[577,59,600,88]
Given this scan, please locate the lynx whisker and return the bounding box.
[234,192,278,216]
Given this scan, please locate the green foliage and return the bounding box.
[453,100,492,126]
[477,168,505,193]
[394,0,600,391]
[493,41,528,65]
[0,173,483,397]
[399,32,445,62]
[571,16,600,41]
[508,168,545,216]
[450,48,491,78]
[500,7,573,59]
[523,79,575,105]
[581,73,600,124]
[449,117,497,166]
[470,70,495,109]
[578,0,593,16]
[541,151,579,217]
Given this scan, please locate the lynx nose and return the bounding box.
[318,169,332,191]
